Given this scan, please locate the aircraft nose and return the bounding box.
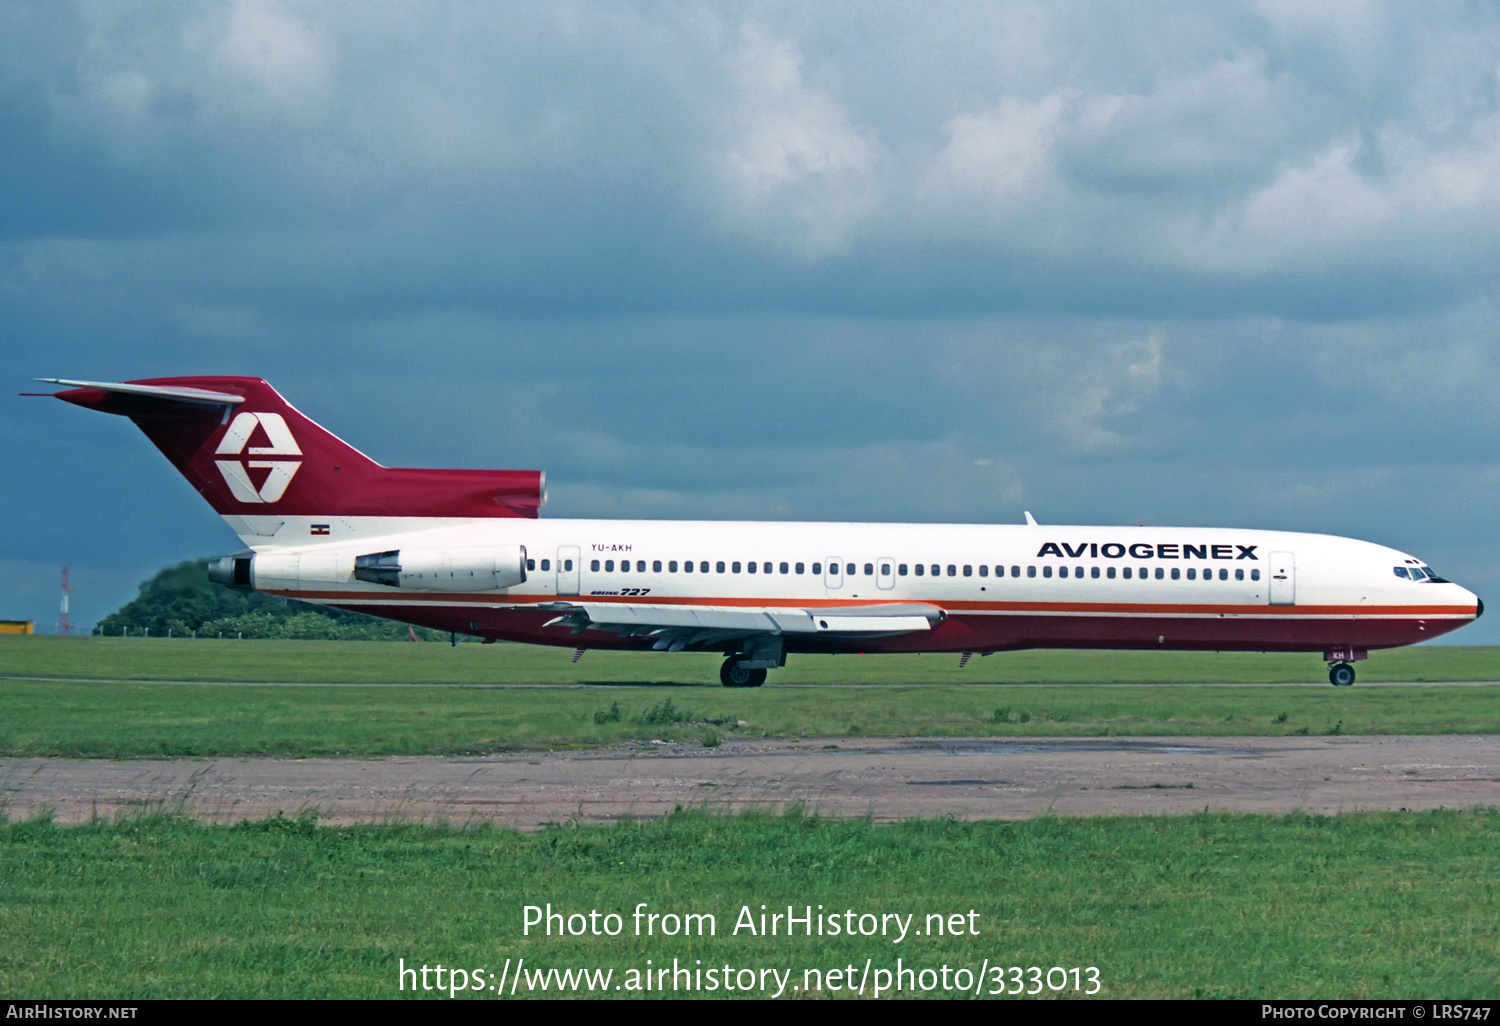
[1478,597,1485,620]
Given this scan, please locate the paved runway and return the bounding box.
[4,734,1497,828]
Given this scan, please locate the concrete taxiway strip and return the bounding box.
[3,735,1497,828]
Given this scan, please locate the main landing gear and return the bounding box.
[719,638,782,688]
[720,659,767,688]
[1328,662,1356,687]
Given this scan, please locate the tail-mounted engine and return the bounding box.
[354,545,528,592]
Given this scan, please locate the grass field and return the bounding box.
[6,634,1500,685]
[2,809,1495,999]
[4,637,1499,756]
[4,639,1496,1000]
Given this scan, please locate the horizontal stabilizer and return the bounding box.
[37,378,246,412]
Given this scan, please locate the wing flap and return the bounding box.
[542,601,943,645]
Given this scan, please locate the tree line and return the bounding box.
[94,560,453,641]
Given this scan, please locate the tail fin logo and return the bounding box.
[213,412,302,504]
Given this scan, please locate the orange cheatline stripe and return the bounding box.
[262,590,1477,618]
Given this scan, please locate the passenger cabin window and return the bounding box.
[780,562,789,574]
[591,560,600,571]
[682,560,692,573]
[1235,568,1243,581]
[899,564,909,576]
[541,559,551,571]
[1059,567,1068,579]
[1122,567,1131,579]
[1027,566,1036,578]
[1106,567,1115,579]
[811,563,822,575]
[864,563,874,576]
[979,566,987,577]
[931,564,940,577]
[747,562,756,574]
[637,561,646,572]
[1251,569,1260,581]
[847,564,856,576]
[795,563,804,574]
[716,561,725,573]
[605,560,615,572]
[947,565,957,577]
[526,558,536,571]
[668,561,678,572]
[1043,566,1052,578]
[1154,567,1164,580]
[1187,568,1196,580]
[1171,568,1180,580]
[701,562,710,573]
[963,565,972,577]
[1092,567,1100,579]
[1011,566,1021,577]
[915,564,924,576]
[732,562,742,573]
[653,560,662,572]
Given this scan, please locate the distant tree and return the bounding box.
[94,560,452,640]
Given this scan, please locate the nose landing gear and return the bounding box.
[1328,662,1356,686]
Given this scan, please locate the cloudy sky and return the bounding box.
[3,0,1498,644]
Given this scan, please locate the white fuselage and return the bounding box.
[241,515,1480,656]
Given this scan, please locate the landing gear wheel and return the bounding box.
[1329,662,1356,687]
[720,660,767,688]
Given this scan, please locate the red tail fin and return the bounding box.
[46,377,544,518]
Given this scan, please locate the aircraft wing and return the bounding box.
[540,602,944,651]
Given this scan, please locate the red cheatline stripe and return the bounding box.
[261,589,1476,618]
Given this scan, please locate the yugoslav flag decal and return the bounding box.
[214,412,302,503]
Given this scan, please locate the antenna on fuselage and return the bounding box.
[1024,511,1038,526]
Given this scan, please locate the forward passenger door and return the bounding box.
[1268,551,1295,605]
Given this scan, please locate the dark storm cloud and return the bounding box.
[3,1,1499,637]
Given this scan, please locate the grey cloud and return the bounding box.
[3,1,1498,642]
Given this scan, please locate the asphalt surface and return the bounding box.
[5,734,1497,828]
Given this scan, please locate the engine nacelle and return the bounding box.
[353,545,527,591]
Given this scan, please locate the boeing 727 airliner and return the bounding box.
[39,376,1483,686]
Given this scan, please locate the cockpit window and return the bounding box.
[1395,565,1448,582]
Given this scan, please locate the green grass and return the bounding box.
[3,638,1498,756]
[1,809,1495,998]
[3,678,1499,757]
[6,635,1500,685]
